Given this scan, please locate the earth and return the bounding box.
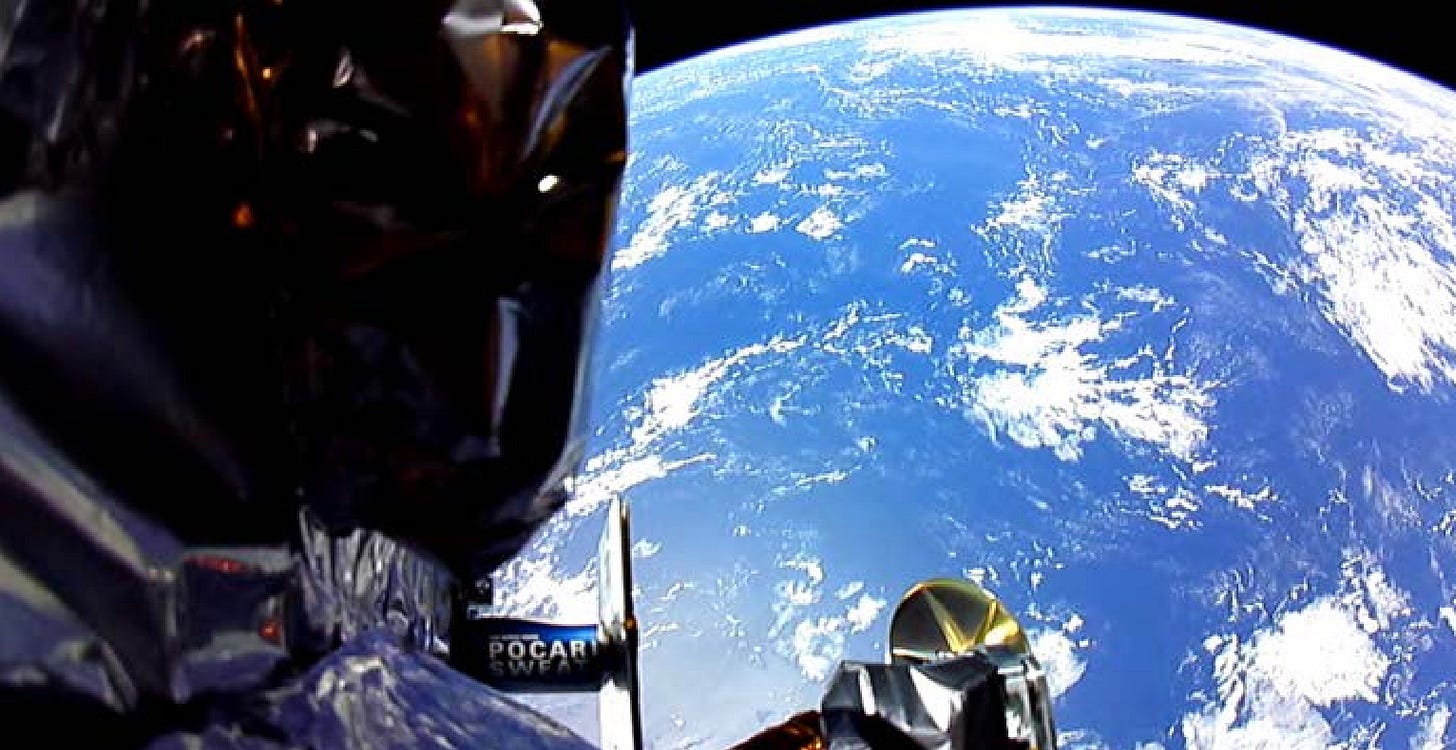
[495,8,1456,749]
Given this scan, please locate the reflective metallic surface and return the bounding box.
[724,579,1058,750]
[827,579,1056,750]
[820,654,1017,750]
[888,578,1031,665]
[727,711,826,750]
[456,497,642,748]
[456,619,604,691]
[980,645,1057,750]
[146,630,600,750]
[0,0,629,742]
[596,497,642,750]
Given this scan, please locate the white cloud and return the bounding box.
[702,211,733,230]
[501,335,806,616]
[1339,550,1412,633]
[885,326,934,354]
[631,539,662,559]
[568,453,712,520]
[622,336,805,450]
[1131,151,1211,223]
[614,173,723,271]
[1146,486,1202,530]
[753,162,793,185]
[778,580,819,607]
[1289,189,1456,393]
[794,469,850,488]
[845,593,886,633]
[984,172,1069,234]
[899,252,940,273]
[954,278,1215,463]
[1411,704,1451,750]
[796,206,844,240]
[838,12,1456,398]
[1204,484,1277,510]
[493,549,596,621]
[780,553,826,586]
[770,558,888,679]
[1250,598,1390,706]
[824,162,889,180]
[993,101,1041,119]
[1027,628,1087,699]
[1232,126,1456,394]
[747,212,782,233]
[789,617,846,681]
[1182,597,1392,749]
[773,553,827,614]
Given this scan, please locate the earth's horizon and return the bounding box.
[499,7,1456,749]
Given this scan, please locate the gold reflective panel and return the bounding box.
[888,578,1031,665]
[727,711,825,750]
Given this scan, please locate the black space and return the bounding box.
[627,1,1456,93]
